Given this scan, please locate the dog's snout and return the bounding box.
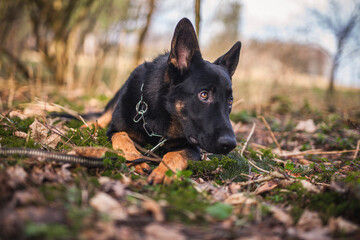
[217,135,237,154]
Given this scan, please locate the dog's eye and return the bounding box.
[228,97,233,106]
[199,91,209,101]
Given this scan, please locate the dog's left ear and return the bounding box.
[168,18,201,74]
[213,41,241,77]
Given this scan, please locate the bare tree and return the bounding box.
[310,0,360,98]
[133,0,156,67]
[195,0,201,38]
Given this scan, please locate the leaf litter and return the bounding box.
[0,100,360,239]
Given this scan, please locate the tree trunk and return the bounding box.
[195,0,201,38]
[133,0,156,67]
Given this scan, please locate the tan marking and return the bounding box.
[111,132,151,175]
[164,70,171,84]
[147,150,188,184]
[175,100,185,115]
[96,109,112,128]
[81,109,112,129]
[167,116,183,138]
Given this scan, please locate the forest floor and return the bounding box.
[0,87,360,240]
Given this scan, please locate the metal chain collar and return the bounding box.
[133,83,167,154]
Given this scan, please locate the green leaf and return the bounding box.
[206,202,233,220]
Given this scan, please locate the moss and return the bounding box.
[149,179,210,223]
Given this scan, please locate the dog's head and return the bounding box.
[166,18,241,154]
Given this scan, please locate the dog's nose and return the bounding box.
[217,135,237,153]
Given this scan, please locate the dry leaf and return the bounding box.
[295,119,317,133]
[144,223,185,240]
[269,206,293,226]
[224,193,257,205]
[99,177,125,198]
[7,166,27,188]
[14,131,27,138]
[29,118,61,149]
[90,192,127,220]
[255,180,278,195]
[300,180,321,194]
[297,210,322,231]
[9,110,28,120]
[328,217,359,234]
[72,147,108,158]
[143,199,165,222]
[299,159,313,166]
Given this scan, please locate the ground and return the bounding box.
[0,90,359,240]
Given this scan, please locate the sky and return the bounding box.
[151,0,360,88]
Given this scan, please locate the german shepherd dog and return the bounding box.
[94,18,241,184]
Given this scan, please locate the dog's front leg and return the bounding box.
[111,132,152,175]
[147,150,189,184]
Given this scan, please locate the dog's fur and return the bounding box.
[95,18,241,184]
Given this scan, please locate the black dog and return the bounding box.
[94,18,241,184]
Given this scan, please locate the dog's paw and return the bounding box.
[147,165,175,185]
[130,162,152,175]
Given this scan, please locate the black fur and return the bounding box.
[107,18,241,160]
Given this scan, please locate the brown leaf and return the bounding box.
[269,206,293,227]
[14,131,27,138]
[7,166,27,188]
[300,180,322,194]
[224,193,257,205]
[295,119,317,133]
[255,180,278,195]
[328,216,359,234]
[90,192,127,220]
[9,110,28,120]
[72,147,108,158]
[296,210,323,231]
[99,177,125,198]
[29,118,61,149]
[144,223,185,240]
[143,199,165,222]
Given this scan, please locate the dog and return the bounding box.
[93,18,241,184]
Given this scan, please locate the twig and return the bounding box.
[353,140,360,160]
[259,116,283,154]
[241,123,256,156]
[248,159,270,174]
[232,98,244,109]
[78,115,89,128]
[281,149,357,157]
[237,175,273,186]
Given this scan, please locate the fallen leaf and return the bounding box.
[299,159,313,166]
[7,166,27,188]
[297,210,323,231]
[269,206,293,227]
[90,192,127,220]
[72,147,108,158]
[99,177,126,198]
[255,180,278,195]
[224,193,257,205]
[9,110,28,120]
[300,180,321,194]
[29,118,61,149]
[328,216,359,234]
[143,199,165,222]
[144,223,185,240]
[14,131,27,138]
[295,119,317,133]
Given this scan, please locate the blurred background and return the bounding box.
[0,0,359,117]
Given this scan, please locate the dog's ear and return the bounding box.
[168,18,201,73]
[213,41,241,77]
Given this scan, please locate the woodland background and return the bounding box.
[0,0,360,239]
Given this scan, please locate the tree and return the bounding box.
[310,0,360,99]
